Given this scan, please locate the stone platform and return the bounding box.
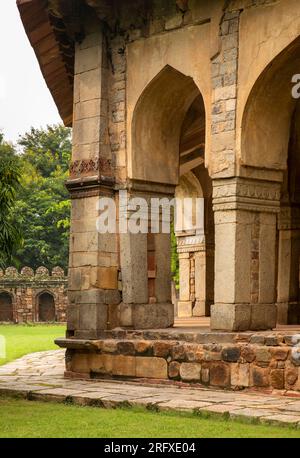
[1,350,300,429]
[55,321,300,394]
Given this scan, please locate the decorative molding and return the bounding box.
[177,235,205,254]
[69,157,113,178]
[125,179,176,197]
[213,178,281,213]
[250,214,260,305]
[69,188,114,200]
[68,158,115,199]
[66,175,115,199]
[0,266,66,280]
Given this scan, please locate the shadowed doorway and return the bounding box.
[0,292,13,322]
[38,292,56,322]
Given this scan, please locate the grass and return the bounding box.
[0,325,299,438]
[0,398,299,438]
[0,324,65,365]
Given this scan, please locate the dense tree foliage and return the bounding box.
[19,125,71,176]
[0,134,23,267]
[0,126,71,271]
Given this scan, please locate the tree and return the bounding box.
[0,135,23,267]
[19,125,72,176]
[12,125,72,270]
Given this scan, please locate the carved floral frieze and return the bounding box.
[69,157,112,178]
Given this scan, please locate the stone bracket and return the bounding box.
[66,175,115,199]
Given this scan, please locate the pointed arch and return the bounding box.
[0,291,14,322]
[241,36,300,172]
[176,172,203,200]
[131,65,205,185]
[36,290,56,322]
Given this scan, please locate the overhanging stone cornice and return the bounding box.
[17,0,85,127]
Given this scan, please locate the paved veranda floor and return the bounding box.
[174,317,300,333]
[1,350,300,428]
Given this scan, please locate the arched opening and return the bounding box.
[125,65,213,328]
[241,37,300,171]
[131,65,202,185]
[174,93,214,319]
[277,102,300,325]
[38,292,56,322]
[241,37,300,326]
[0,292,13,322]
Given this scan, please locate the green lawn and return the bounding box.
[0,324,65,365]
[0,398,299,438]
[0,325,299,438]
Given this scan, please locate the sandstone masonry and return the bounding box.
[57,330,300,393]
[0,266,67,323]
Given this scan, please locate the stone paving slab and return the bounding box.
[0,350,300,429]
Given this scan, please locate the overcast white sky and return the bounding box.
[0,1,62,144]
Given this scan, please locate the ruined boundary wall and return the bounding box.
[0,267,67,323]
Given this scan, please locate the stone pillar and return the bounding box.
[177,235,207,318]
[176,193,214,318]
[277,206,300,324]
[177,252,193,318]
[119,181,175,329]
[66,16,120,338]
[194,250,206,316]
[211,177,281,331]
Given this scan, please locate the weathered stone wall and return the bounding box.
[0,267,67,323]
[60,331,300,394]
[50,0,300,336]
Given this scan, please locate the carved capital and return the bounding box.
[213,177,281,213]
[176,235,205,254]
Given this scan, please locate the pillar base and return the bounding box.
[211,303,277,331]
[277,302,300,325]
[177,301,193,318]
[277,302,289,325]
[193,300,212,317]
[132,302,174,329]
[288,302,300,325]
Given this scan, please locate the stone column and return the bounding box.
[211,177,281,331]
[277,206,300,324]
[177,251,193,318]
[177,235,206,318]
[194,249,206,316]
[119,181,175,329]
[66,16,120,338]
